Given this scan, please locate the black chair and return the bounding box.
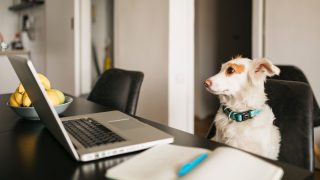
[88,68,144,115]
[271,65,320,126]
[206,79,314,171]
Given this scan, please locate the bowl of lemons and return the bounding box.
[7,73,73,120]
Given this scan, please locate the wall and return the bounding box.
[21,5,46,73]
[114,0,169,124]
[252,0,320,167]
[264,0,320,103]
[0,0,46,94]
[45,0,77,95]
[46,0,91,96]
[168,0,195,133]
[0,0,20,94]
[0,0,19,46]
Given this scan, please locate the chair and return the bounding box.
[206,79,314,171]
[87,68,144,115]
[271,65,320,126]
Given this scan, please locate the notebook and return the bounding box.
[106,144,284,180]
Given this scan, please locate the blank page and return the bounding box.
[106,144,283,180]
[184,147,283,180]
[106,144,209,180]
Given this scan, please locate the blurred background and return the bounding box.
[0,0,319,137]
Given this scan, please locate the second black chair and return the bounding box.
[88,68,144,115]
[271,65,320,126]
[206,79,314,171]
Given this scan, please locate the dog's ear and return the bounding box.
[249,58,280,83]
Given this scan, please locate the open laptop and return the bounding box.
[7,55,174,162]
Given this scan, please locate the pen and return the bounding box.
[178,152,209,177]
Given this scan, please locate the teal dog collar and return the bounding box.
[222,105,262,122]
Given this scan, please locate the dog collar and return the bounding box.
[222,105,262,122]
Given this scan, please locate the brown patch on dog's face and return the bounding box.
[225,63,245,76]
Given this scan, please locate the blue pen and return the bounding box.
[178,152,209,177]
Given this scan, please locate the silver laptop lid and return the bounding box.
[7,55,79,160]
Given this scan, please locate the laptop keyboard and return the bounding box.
[63,118,126,148]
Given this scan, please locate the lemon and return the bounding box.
[38,73,51,90]
[52,89,65,104]
[46,89,60,106]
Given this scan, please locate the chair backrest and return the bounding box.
[88,68,144,115]
[271,65,320,126]
[206,79,314,171]
[266,79,314,171]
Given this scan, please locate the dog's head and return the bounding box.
[203,57,280,96]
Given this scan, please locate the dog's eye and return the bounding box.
[226,67,235,74]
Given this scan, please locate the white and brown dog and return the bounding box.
[204,56,281,160]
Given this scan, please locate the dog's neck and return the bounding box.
[219,84,267,112]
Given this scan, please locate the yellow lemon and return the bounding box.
[52,89,65,104]
[38,73,51,90]
[46,89,60,106]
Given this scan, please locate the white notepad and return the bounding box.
[106,144,284,180]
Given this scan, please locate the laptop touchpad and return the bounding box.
[109,119,144,130]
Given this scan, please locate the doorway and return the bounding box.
[91,0,114,86]
[194,0,252,136]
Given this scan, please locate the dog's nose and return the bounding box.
[203,80,212,87]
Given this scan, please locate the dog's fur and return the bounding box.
[204,56,281,160]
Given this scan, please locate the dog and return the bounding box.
[203,56,281,160]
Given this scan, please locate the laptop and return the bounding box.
[7,55,174,162]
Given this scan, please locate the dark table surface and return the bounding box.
[0,94,313,180]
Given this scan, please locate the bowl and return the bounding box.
[7,96,73,120]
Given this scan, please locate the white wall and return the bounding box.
[114,0,195,133]
[168,0,195,133]
[0,0,20,94]
[0,0,46,94]
[263,0,320,104]
[252,0,320,168]
[114,0,169,124]
[46,0,91,96]
[79,0,92,94]
[46,0,77,95]
[0,0,19,46]
[21,6,47,73]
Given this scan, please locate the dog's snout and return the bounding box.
[203,80,212,88]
